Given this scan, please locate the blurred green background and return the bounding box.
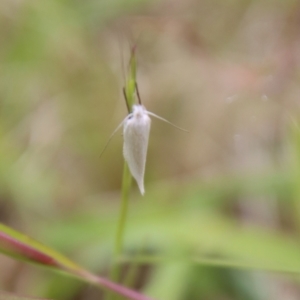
[1,0,300,299]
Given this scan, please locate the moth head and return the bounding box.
[132,104,147,119]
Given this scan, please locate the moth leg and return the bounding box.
[123,87,131,113]
[135,82,142,105]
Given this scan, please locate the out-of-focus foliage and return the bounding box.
[0,223,154,300]
[1,0,300,299]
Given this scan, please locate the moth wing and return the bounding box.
[123,114,151,195]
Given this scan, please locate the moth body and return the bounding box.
[101,100,185,195]
[123,105,151,195]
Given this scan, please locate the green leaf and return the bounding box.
[0,223,154,300]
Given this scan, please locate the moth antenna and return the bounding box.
[99,116,130,158]
[135,82,142,105]
[122,87,131,113]
[146,111,188,132]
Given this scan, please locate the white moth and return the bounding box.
[123,104,150,195]
[101,89,186,195]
